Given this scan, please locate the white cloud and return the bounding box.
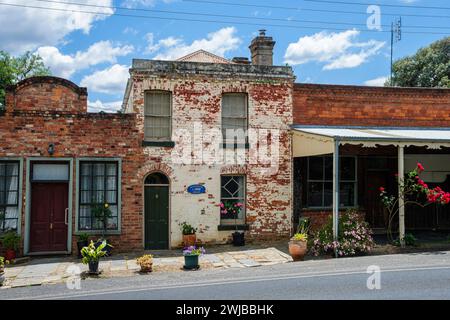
[284,29,385,70]
[0,0,114,54]
[364,76,389,86]
[88,100,123,113]
[36,41,133,78]
[81,64,130,94]
[149,27,241,60]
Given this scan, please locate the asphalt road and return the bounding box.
[2,250,450,300]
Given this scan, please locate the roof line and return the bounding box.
[291,125,450,131]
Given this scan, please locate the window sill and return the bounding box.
[142,140,175,147]
[75,230,121,236]
[221,143,250,149]
[218,224,249,231]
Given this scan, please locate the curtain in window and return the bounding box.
[222,94,247,142]
[144,92,171,140]
[79,162,119,231]
[0,162,19,232]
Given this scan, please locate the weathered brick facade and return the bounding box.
[125,60,295,246]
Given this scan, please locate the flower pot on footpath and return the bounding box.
[0,257,5,286]
[183,246,205,270]
[88,261,99,274]
[184,255,199,270]
[136,254,153,273]
[288,239,308,261]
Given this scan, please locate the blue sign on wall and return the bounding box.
[187,184,206,194]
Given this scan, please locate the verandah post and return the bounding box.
[333,139,340,257]
[398,145,405,248]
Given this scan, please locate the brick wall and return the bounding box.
[129,65,294,245]
[1,77,143,254]
[294,84,450,127]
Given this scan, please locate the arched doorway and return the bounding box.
[144,172,170,249]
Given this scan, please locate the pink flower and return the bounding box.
[219,203,224,208]
[417,163,425,172]
[379,187,385,192]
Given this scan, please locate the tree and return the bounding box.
[387,37,450,88]
[0,51,51,108]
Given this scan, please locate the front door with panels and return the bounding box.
[144,172,169,250]
[29,162,69,253]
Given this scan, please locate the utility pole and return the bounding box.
[390,17,402,86]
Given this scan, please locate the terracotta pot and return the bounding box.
[183,234,197,247]
[139,264,153,273]
[4,249,16,261]
[288,240,307,261]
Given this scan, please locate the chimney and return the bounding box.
[249,29,275,66]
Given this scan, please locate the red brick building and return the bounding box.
[1,32,449,257]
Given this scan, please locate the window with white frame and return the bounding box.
[79,161,119,231]
[306,156,357,208]
[220,175,246,224]
[144,91,172,140]
[0,161,19,233]
[222,93,247,143]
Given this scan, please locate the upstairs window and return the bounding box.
[222,93,247,143]
[144,91,172,140]
[0,161,20,233]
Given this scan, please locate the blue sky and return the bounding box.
[0,0,449,112]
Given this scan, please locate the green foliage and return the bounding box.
[292,233,308,242]
[179,221,197,235]
[388,37,450,88]
[297,217,311,235]
[78,233,89,242]
[393,233,417,247]
[81,240,107,264]
[310,209,375,257]
[0,50,51,108]
[1,231,21,251]
[91,202,113,238]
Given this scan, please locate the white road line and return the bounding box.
[10,264,450,300]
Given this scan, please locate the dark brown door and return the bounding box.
[366,172,390,229]
[30,183,68,252]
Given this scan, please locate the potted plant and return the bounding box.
[1,231,21,261]
[136,254,153,273]
[288,218,310,261]
[180,222,197,247]
[91,202,113,256]
[81,240,107,274]
[182,246,205,270]
[76,233,89,259]
[220,201,245,246]
[0,256,5,286]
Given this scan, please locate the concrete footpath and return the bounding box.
[1,247,292,289]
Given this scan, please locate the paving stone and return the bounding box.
[238,259,261,267]
[201,254,221,263]
[10,277,46,288]
[228,262,245,268]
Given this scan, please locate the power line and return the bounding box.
[183,0,450,19]
[304,0,450,11]
[28,0,450,31]
[1,1,450,35]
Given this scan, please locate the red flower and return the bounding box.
[379,187,385,192]
[417,163,425,172]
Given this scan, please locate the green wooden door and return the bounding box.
[145,186,169,249]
